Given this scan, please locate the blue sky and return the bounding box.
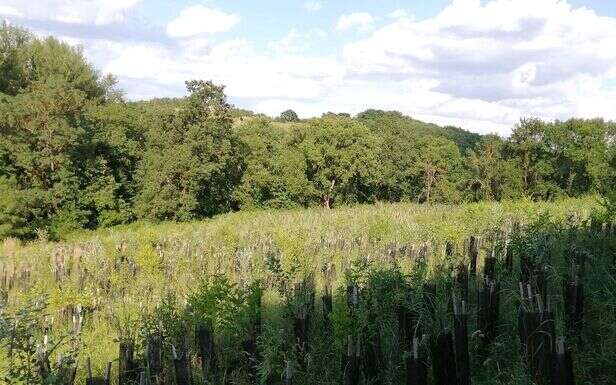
[2,0,616,135]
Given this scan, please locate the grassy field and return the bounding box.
[0,196,611,384]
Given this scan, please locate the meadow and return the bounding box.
[2,196,615,385]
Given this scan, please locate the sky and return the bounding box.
[2,0,616,136]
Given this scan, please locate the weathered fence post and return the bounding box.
[469,236,479,276]
[552,338,575,385]
[430,331,457,385]
[519,286,555,385]
[284,360,294,385]
[343,335,360,385]
[406,337,427,385]
[146,334,162,385]
[478,278,500,348]
[322,263,334,329]
[455,264,469,304]
[453,301,469,385]
[484,250,496,282]
[196,325,215,379]
[172,345,191,385]
[119,341,138,385]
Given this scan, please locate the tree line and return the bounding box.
[1,24,615,239]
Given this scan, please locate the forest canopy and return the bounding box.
[1,23,615,239]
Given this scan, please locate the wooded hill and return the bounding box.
[1,23,615,240]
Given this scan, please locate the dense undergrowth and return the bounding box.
[1,196,615,384]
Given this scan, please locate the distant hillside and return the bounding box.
[132,99,482,152]
[356,109,481,152]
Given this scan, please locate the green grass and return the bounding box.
[0,196,605,384]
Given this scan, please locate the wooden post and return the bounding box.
[172,345,191,385]
[478,279,500,348]
[430,331,457,385]
[453,301,469,385]
[552,338,575,385]
[563,279,584,333]
[284,360,294,385]
[520,290,555,385]
[484,251,496,281]
[505,241,513,272]
[196,326,214,378]
[455,265,469,304]
[406,337,428,385]
[119,341,137,385]
[322,283,333,328]
[146,334,163,385]
[398,305,417,353]
[347,284,359,316]
[105,362,112,385]
[343,336,359,385]
[469,236,479,276]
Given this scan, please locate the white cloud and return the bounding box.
[336,13,374,32]
[303,1,323,12]
[15,0,616,136]
[389,9,410,19]
[0,5,22,17]
[512,63,537,88]
[101,36,344,102]
[166,5,240,38]
[267,28,326,55]
[340,0,616,134]
[0,0,141,25]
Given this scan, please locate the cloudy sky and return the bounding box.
[2,0,616,135]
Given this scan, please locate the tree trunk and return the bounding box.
[323,179,336,209]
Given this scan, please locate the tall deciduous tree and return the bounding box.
[292,117,380,209]
[414,136,465,204]
[279,109,299,122]
[134,80,242,221]
[466,135,523,201]
[0,27,105,238]
[234,118,311,209]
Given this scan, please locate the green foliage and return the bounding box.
[134,80,242,221]
[1,23,616,239]
[0,299,79,385]
[292,117,381,208]
[234,119,311,209]
[187,275,244,333]
[0,197,605,384]
[0,301,45,384]
[0,75,92,239]
[278,109,299,122]
[465,135,524,201]
[356,109,481,152]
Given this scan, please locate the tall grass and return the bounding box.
[0,196,605,384]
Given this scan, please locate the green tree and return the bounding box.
[413,136,466,204]
[234,118,311,209]
[79,101,147,227]
[544,119,612,196]
[0,25,110,238]
[466,135,523,201]
[134,80,242,221]
[0,77,94,238]
[278,109,299,122]
[506,118,560,199]
[292,117,381,208]
[0,22,32,96]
